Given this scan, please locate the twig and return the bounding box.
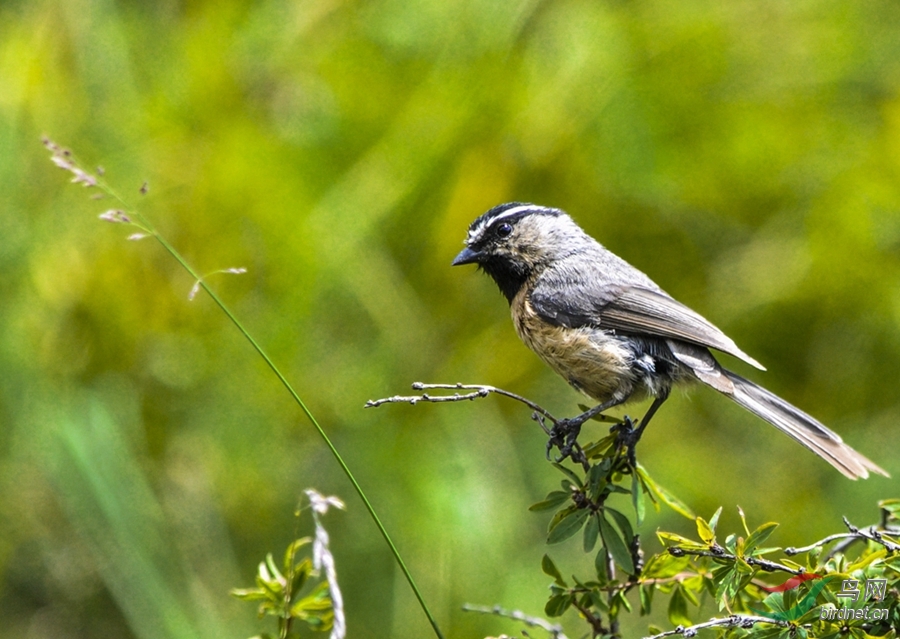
[367,383,614,471]
[667,546,804,575]
[641,614,790,639]
[462,603,569,639]
[784,519,900,557]
[842,517,900,552]
[784,532,856,556]
[571,598,609,637]
[366,382,557,423]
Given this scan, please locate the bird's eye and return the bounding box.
[496,223,513,238]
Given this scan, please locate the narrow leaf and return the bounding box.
[583,513,600,553]
[632,472,645,525]
[656,531,703,547]
[667,587,691,627]
[548,508,590,544]
[529,490,571,511]
[598,514,634,574]
[637,464,695,519]
[587,463,608,500]
[595,548,608,580]
[544,593,574,617]
[745,522,779,554]
[708,506,723,533]
[581,434,616,458]
[606,507,635,546]
[230,588,268,601]
[552,463,584,488]
[541,554,567,586]
[737,505,750,536]
[696,517,715,545]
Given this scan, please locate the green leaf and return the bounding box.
[708,507,723,534]
[230,587,268,601]
[584,513,600,552]
[632,472,645,526]
[878,498,900,515]
[745,522,779,554]
[289,557,313,595]
[641,551,689,580]
[667,587,691,627]
[529,490,571,511]
[696,516,715,545]
[599,513,634,574]
[636,464,695,519]
[724,533,737,553]
[282,537,312,573]
[595,548,608,580]
[552,463,584,488]
[548,507,590,544]
[581,434,616,458]
[587,463,609,500]
[548,505,577,531]
[541,554,567,586]
[256,570,283,600]
[656,530,706,550]
[681,583,699,606]
[737,505,750,536]
[291,581,332,619]
[714,567,743,608]
[751,627,792,639]
[613,588,632,613]
[639,583,653,615]
[264,553,284,584]
[606,507,634,546]
[544,593,574,617]
[589,588,607,611]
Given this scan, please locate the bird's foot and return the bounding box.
[545,414,591,470]
[611,416,645,469]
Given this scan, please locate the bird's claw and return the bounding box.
[546,417,586,465]
[611,416,644,468]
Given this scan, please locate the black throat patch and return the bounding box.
[479,255,531,304]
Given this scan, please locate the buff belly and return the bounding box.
[511,293,643,405]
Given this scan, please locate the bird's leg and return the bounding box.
[615,393,669,468]
[547,398,624,463]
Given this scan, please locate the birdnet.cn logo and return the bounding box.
[753,574,889,621]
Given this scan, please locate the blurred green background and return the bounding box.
[2,0,899,637]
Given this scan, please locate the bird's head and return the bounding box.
[452,202,586,302]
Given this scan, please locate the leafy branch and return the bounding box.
[371,382,900,638]
[231,490,344,639]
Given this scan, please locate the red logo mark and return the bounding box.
[758,573,822,593]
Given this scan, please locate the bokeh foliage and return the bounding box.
[1,0,899,637]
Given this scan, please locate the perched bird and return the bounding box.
[452,202,887,479]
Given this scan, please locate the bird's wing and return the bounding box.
[530,282,765,370]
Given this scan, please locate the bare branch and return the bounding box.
[642,614,790,639]
[366,382,558,423]
[368,383,622,472]
[667,546,804,575]
[784,519,900,557]
[784,532,858,556]
[462,603,569,639]
[842,517,900,552]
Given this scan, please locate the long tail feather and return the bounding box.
[721,370,888,480]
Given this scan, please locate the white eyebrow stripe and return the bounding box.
[466,204,553,242]
[489,204,543,222]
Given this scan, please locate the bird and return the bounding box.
[451,202,887,479]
